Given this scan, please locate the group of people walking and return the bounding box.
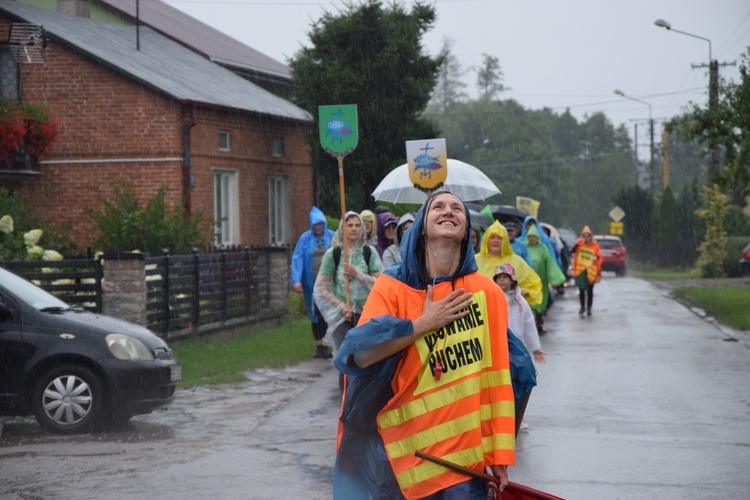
[290,194,602,499]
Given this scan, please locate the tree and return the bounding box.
[423,98,634,228]
[613,185,654,240]
[656,186,678,240]
[675,47,750,204]
[694,184,729,277]
[675,177,703,246]
[428,37,467,112]
[289,1,442,212]
[659,125,706,194]
[476,54,508,101]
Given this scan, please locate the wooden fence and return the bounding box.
[1,245,288,338]
[144,247,266,334]
[0,258,103,311]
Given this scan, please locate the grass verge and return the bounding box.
[629,265,692,281]
[672,287,750,331]
[170,317,316,387]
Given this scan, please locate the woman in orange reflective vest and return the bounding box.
[332,192,515,499]
[570,225,602,317]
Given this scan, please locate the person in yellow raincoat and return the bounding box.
[475,220,543,307]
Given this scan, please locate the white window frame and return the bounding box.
[268,175,291,245]
[219,130,231,151]
[213,169,240,246]
[271,137,284,158]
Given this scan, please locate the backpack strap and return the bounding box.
[333,245,371,277]
[333,246,342,277]
[362,245,372,272]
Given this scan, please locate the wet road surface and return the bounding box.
[1,275,749,499]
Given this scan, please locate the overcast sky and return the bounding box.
[165,0,749,160]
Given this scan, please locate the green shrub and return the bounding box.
[723,236,750,277]
[725,205,750,236]
[694,184,729,278]
[0,188,76,260]
[287,291,306,318]
[87,180,212,255]
[326,215,340,233]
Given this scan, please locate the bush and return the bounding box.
[694,184,729,278]
[287,290,306,318]
[723,236,750,277]
[88,180,212,255]
[0,188,76,260]
[725,205,750,236]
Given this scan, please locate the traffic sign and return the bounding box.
[609,206,626,222]
[610,221,623,235]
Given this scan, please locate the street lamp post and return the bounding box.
[654,19,719,179]
[614,89,655,196]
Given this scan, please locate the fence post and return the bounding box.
[102,252,147,325]
[191,247,200,328]
[220,246,227,324]
[94,256,103,313]
[244,245,252,316]
[162,248,171,333]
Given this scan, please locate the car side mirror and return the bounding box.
[0,302,13,321]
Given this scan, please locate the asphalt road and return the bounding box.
[1,275,748,499]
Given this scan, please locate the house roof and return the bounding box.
[0,1,311,122]
[95,0,292,81]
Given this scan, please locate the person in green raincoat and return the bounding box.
[524,224,566,334]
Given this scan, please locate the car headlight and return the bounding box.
[106,334,154,361]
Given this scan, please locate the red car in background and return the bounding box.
[594,235,627,277]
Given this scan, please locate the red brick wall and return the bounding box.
[1,13,315,253]
[187,109,315,246]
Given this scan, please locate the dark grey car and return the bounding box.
[0,266,180,434]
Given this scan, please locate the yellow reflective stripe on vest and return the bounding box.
[384,400,515,459]
[395,433,515,490]
[379,369,512,430]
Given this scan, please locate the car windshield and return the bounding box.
[0,268,71,310]
[597,239,622,249]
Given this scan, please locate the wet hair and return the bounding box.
[416,191,469,290]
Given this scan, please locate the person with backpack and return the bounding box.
[313,211,383,352]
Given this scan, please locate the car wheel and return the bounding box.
[31,364,105,434]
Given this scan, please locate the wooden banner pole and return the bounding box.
[338,154,351,307]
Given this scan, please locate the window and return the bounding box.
[0,48,19,100]
[213,170,240,246]
[268,175,291,245]
[271,137,284,158]
[219,131,230,151]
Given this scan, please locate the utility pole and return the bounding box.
[661,129,669,189]
[654,19,736,181]
[649,117,655,196]
[692,58,735,178]
[616,90,655,195]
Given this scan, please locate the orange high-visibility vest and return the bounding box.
[571,240,602,284]
[356,272,516,499]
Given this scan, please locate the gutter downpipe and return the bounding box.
[183,103,198,215]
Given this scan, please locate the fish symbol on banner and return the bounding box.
[326,120,352,143]
[412,153,443,179]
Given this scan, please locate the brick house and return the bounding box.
[0,0,315,252]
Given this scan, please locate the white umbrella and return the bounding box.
[371,159,500,204]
